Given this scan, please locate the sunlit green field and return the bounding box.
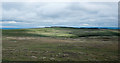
[2,27,119,61]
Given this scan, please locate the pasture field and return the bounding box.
[2,27,119,61]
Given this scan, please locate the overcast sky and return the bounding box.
[1,2,118,28]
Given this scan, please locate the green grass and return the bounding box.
[2,27,119,61]
[2,27,120,38]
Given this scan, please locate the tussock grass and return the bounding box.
[2,28,119,61]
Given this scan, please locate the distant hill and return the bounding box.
[47,26,120,29]
[2,26,120,30]
[2,27,120,38]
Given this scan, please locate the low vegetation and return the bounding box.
[2,27,120,38]
[2,27,119,61]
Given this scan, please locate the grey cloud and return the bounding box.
[2,2,118,27]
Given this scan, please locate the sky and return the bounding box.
[1,2,118,28]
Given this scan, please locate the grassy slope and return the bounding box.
[2,27,120,37]
[2,28,119,61]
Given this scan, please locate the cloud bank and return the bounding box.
[2,2,118,28]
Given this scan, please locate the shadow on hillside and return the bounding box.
[3,32,49,37]
[2,30,49,37]
[67,29,120,38]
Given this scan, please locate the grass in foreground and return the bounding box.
[2,27,119,61]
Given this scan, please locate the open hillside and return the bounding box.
[2,27,119,61]
[2,27,120,38]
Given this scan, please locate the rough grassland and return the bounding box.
[2,28,119,61]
